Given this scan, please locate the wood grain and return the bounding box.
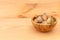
[0,0,60,18]
[0,18,59,40]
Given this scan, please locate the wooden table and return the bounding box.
[0,18,60,40]
[0,0,60,18]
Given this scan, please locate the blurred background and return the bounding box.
[0,0,60,18]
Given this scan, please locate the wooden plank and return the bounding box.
[0,18,59,40]
[0,0,60,18]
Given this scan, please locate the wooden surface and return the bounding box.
[0,0,60,40]
[0,18,60,40]
[0,0,60,18]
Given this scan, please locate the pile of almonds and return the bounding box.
[34,13,55,25]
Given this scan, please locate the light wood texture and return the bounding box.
[0,0,60,18]
[0,18,60,40]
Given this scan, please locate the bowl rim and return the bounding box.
[32,15,57,25]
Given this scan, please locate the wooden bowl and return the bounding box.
[32,15,57,33]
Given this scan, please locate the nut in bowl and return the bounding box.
[32,13,57,33]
